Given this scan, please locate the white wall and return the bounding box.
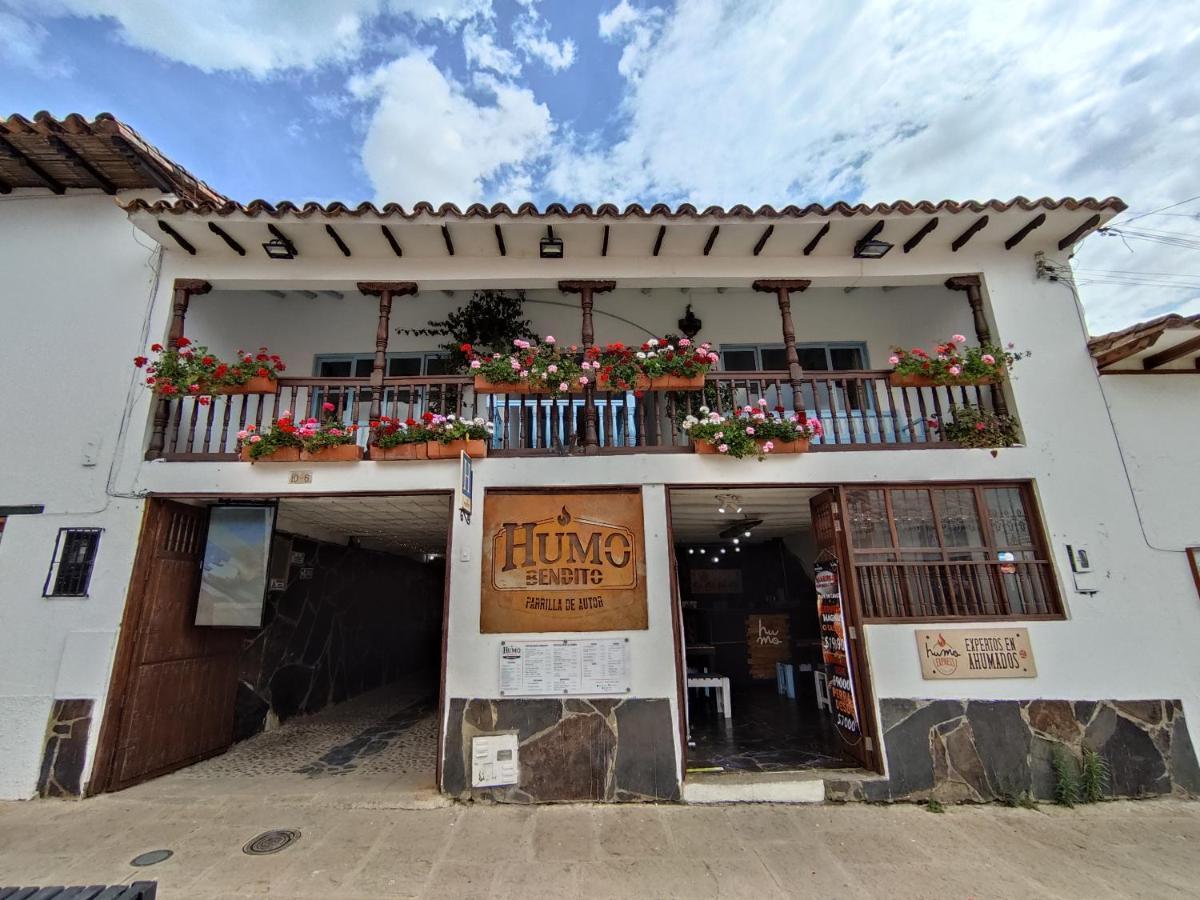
[0,192,158,798]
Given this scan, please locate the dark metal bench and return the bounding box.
[0,885,157,899]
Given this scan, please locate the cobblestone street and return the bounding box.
[1,792,1197,899]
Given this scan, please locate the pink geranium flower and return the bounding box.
[982,354,996,365]
[717,443,729,453]
[322,401,335,412]
[952,334,966,343]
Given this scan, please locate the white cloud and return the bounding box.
[6,0,493,76]
[560,0,1200,331]
[463,21,521,76]
[350,53,551,205]
[512,6,575,71]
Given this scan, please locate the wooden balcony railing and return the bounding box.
[152,370,1005,460]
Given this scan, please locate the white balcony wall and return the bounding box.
[181,286,976,377]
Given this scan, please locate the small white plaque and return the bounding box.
[288,470,313,484]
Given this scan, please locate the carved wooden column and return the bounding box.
[945,275,1009,416]
[358,282,418,421]
[559,280,616,452]
[752,279,811,413]
[146,278,211,460]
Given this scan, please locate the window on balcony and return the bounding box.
[845,484,1062,621]
[719,342,868,372]
[313,352,448,377]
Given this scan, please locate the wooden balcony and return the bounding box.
[151,370,1002,460]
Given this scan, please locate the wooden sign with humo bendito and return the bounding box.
[480,489,648,633]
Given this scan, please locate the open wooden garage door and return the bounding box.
[92,499,242,793]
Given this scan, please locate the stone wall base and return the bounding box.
[827,698,1200,803]
[37,699,93,798]
[442,697,679,802]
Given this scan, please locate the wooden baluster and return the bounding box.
[146,279,210,459]
[201,397,216,452]
[218,395,234,453]
[842,377,859,444]
[826,377,845,444]
[806,376,825,442]
[636,390,648,447]
[930,387,947,441]
[881,377,901,445]
[184,398,201,454]
[608,391,619,447]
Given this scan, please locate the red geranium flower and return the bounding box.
[133,356,148,367]
[255,368,268,377]
[421,411,435,423]
[177,336,192,348]
[405,417,417,427]
[198,396,211,406]
[460,343,473,353]
[146,376,157,385]
[150,343,163,352]
[201,355,215,366]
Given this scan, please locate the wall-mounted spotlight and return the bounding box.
[262,237,296,260]
[853,237,893,259]
[539,225,564,259]
[688,548,694,554]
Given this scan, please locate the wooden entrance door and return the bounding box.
[810,489,881,771]
[93,499,243,793]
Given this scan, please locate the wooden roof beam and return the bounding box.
[441,224,455,256]
[157,220,196,255]
[109,135,174,192]
[652,224,667,256]
[266,223,297,258]
[752,224,774,256]
[802,222,830,256]
[601,224,610,257]
[47,135,118,193]
[325,223,352,257]
[1143,332,1200,370]
[1004,213,1046,250]
[703,225,719,256]
[0,134,66,194]
[494,224,506,257]
[903,218,938,253]
[951,215,989,252]
[1058,214,1102,251]
[1094,334,1159,370]
[207,222,245,256]
[380,224,402,257]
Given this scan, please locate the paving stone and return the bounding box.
[595,806,671,857]
[530,805,598,861]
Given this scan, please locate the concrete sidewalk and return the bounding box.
[1,793,1197,899]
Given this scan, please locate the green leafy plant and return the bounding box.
[929,405,1020,449]
[1052,747,1081,807]
[584,337,718,389]
[135,338,286,396]
[427,413,493,444]
[889,335,1028,384]
[397,289,536,368]
[681,402,823,458]
[1081,748,1110,803]
[465,336,583,397]
[369,414,432,449]
[925,799,946,814]
[241,404,357,458]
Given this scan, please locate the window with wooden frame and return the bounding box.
[43,527,103,597]
[844,484,1061,621]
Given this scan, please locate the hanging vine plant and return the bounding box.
[396,289,538,369]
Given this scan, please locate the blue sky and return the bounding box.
[2,0,1198,331]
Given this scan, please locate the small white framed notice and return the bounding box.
[499,638,630,696]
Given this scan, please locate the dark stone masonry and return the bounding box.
[827,698,1200,803]
[235,532,443,742]
[36,699,93,798]
[443,697,679,802]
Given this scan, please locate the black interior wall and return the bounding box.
[677,538,817,684]
[234,532,444,742]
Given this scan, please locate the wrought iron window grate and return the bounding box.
[43,527,103,597]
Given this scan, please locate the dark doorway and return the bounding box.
[669,487,866,775]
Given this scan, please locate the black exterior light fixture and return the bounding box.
[262,225,297,260]
[539,226,564,259]
[853,221,892,259]
[678,304,702,339]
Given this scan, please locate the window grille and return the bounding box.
[43,528,103,597]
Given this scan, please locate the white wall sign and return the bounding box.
[499,638,630,695]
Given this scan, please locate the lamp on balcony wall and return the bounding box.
[539,226,564,259]
[853,237,893,259]
[678,304,702,339]
[262,237,296,260]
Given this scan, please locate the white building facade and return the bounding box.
[2,113,1198,804]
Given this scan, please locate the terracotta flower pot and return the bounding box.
[650,373,706,390]
[693,440,720,455]
[426,438,487,459]
[474,376,578,395]
[890,372,994,388]
[217,375,276,395]
[369,443,427,460]
[300,444,362,462]
[240,445,300,463]
[759,438,810,455]
[597,372,650,391]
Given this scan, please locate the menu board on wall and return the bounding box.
[745,613,790,679]
[481,490,648,633]
[816,560,862,739]
[498,639,630,695]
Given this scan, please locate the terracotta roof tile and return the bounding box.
[1088,313,1200,355]
[119,195,1126,221]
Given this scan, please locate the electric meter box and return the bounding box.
[472,733,519,788]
